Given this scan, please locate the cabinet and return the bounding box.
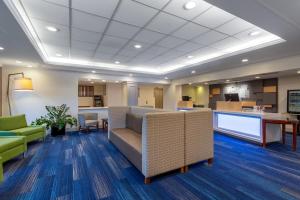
[78,85,94,97]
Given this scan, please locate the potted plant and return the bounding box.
[32,104,77,136]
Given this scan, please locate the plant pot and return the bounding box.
[51,126,66,136]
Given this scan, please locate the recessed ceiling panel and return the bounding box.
[114,0,158,27]
[6,0,285,75]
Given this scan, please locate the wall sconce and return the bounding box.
[7,72,33,115]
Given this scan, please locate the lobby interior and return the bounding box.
[0,0,300,199]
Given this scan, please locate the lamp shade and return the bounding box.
[14,77,33,91]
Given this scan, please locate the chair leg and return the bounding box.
[180,166,185,173]
[208,158,213,165]
[144,177,151,184]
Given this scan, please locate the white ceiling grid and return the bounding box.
[6,0,283,75]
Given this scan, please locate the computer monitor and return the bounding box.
[224,93,239,101]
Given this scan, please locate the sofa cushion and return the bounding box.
[126,113,143,134]
[11,126,44,136]
[111,128,142,153]
[0,115,27,131]
[0,137,25,153]
[110,128,142,171]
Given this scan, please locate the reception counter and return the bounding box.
[213,110,285,144]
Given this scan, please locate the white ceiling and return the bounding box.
[3,0,283,75]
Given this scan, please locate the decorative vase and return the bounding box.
[51,126,66,136]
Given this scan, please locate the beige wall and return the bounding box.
[182,85,209,107]
[163,83,182,111]
[78,97,93,107]
[138,85,155,107]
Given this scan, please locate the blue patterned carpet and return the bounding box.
[0,131,300,200]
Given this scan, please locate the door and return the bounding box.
[154,87,163,109]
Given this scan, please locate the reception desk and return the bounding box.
[216,101,256,111]
[214,110,284,144]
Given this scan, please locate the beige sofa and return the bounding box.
[108,106,213,183]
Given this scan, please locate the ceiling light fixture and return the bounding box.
[297,70,300,74]
[16,60,22,64]
[255,76,261,79]
[187,55,193,59]
[55,53,62,57]
[134,44,142,49]
[0,46,4,51]
[191,70,196,74]
[115,81,119,83]
[87,79,91,81]
[183,1,196,10]
[114,61,120,64]
[204,82,208,85]
[226,80,230,82]
[91,70,96,73]
[188,83,192,85]
[129,73,133,77]
[91,81,94,84]
[164,77,168,80]
[102,80,106,82]
[242,58,249,63]
[249,31,261,36]
[46,26,59,32]
[27,65,33,68]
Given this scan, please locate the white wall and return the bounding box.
[106,83,123,106]
[163,83,182,111]
[2,67,78,123]
[278,75,300,113]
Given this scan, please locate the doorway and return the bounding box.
[154,87,163,109]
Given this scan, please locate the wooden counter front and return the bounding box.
[177,101,193,109]
[216,101,256,111]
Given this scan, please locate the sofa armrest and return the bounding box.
[142,112,185,178]
[185,110,214,165]
[108,107,130,139]
[0,131,16,136]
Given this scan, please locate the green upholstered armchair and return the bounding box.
[0,136,27,182]
[0,114,46,143]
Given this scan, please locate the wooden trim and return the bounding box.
[263,86,277,93]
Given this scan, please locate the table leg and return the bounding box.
[282,124,286,144]
[292,123,297,151]
[262,120,267,148]
[102,120,104,130]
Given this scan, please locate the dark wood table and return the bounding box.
[262,118,298,151]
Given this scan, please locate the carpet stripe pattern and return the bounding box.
[0,131,299,200]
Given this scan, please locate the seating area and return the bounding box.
[108,106,213,183]
[1,0,300,199]
[0,115,45,182]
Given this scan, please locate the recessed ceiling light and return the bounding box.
[91,81,94,84]
[102,80,106,82]
[55,53,62,57]
[191,70,196,74]
[188,83,192,85]
[16,60,22,64]
[242,58,249,63]
[87,79,91,81]
[297,70,300,74]
[114,61,120,64]
[0,46,4,51]
[187,55,193,59]
[183,1,196,10]
[249,31,261,36]
[129,73,133,77]
[134,44,142,49]
[91,70,96,73]
[255,76,261,79]
[115,81,119,83]
[226,80,230,82]
[164,77,168,80]
[204,82,208,85]
[27,65,33,68]
[46,26,59,32]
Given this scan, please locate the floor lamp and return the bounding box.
[7,72,33,115]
